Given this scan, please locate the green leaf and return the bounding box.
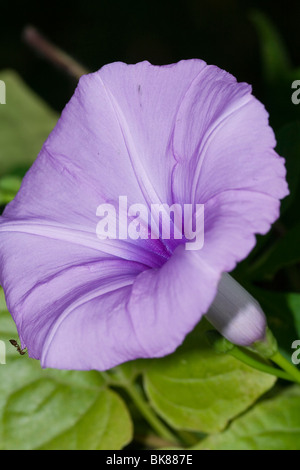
[143,322,276,434]
[250,10,291,83]
[111,359,151,384]
[0,175,22,205]
[233,120,300,279]
[0,301,133,450]
[0,70,58,177]
[37,387,132,450]
[0,176,22,193]
[250,11,300,128]
[0,288,7,310]
[277,122,300,215]
[249,222,300,280]
[194,386,300,450]
[289,294,300,338]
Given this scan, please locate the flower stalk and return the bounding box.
[230,347,294,382]
[250,328,300,384]
[105,368,180,445]
[23,26,88,80]
[207,330,293,381]
[270,352,300,384]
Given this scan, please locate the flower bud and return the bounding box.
[205,273,267,346]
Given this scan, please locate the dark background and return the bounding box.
[1,0,299,113]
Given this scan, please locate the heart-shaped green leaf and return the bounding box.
[195,386,300,450]
[0,70,57,177]
[144,322,276,433]
[0,299,133,450]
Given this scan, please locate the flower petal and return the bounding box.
[173,65,288,204]
[41,246,219,370]
[0,60,289,369]
[172,64,288,272]
[200,189,283,273]
[0,228,147,357]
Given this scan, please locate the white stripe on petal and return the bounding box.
[205,273,266,346]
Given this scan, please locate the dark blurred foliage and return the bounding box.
[1,1,300,297]
[1,0,300,113]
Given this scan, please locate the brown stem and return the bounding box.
[23,25,89,80]
[134,434,179,449]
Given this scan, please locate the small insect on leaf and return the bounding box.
[9,339,27,356]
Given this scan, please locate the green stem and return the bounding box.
[124,382,179,445]
[229,347,294,382]
[271,351,300,384]
[107,368,179,445]
[99,371,112,383]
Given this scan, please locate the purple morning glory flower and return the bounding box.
[0,60,288,370]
